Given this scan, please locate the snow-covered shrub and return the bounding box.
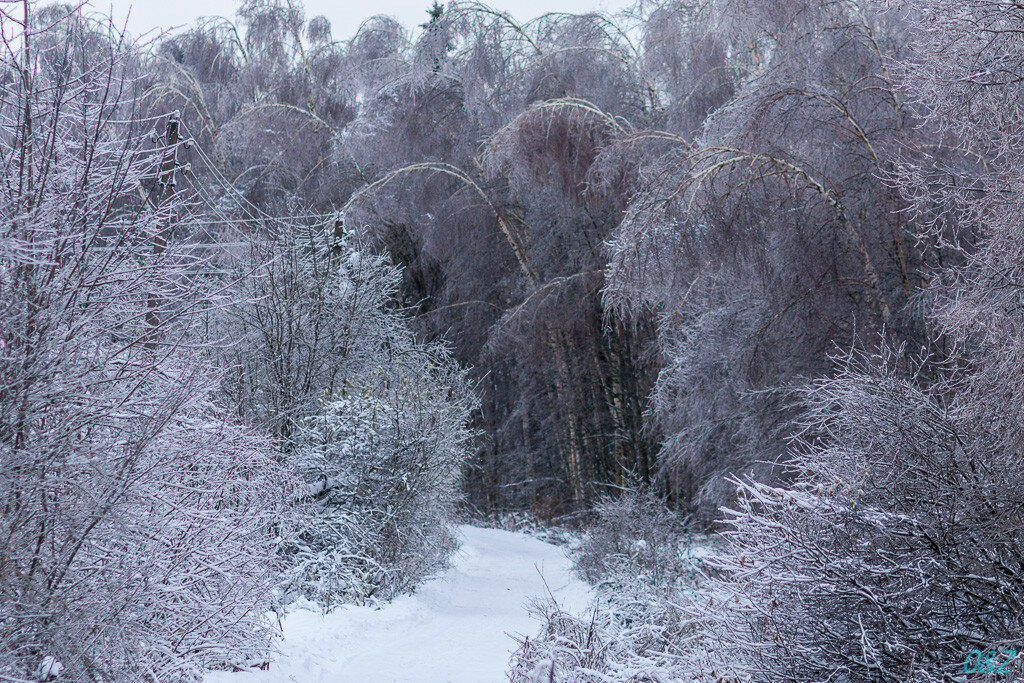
[510,489,705,682]
[280,248,477,607]
[509,583,700,682]
[691,349,1024,681]
[510,600,610,683]
[0,381,295,681]
[573,487,689,589]
[213,211,476,607]
[218,234,389,450]
[0,10,294,680]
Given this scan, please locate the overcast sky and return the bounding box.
[83,0,627,43]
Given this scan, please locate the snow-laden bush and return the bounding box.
[574,488,690,589]
[510,488,707,682]
[280,248,477,607]
[213,213,476,608]
[690,350,1024,682]
[0,10,294,680]
[509,590,702,683]
[510,599,611,683]
[0,375,294,681]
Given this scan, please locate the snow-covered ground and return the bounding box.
[205,525,591,683]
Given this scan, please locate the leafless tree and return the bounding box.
[603,0,938,522]
[0,4,294,680]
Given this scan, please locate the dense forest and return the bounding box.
[3,0,1024,679]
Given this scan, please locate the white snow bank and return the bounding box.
[205,525,591,683]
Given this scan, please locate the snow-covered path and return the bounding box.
[205,525,591,683]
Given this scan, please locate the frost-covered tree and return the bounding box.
[604,0,936,522]
[280,247,476,607]
[888,0,1024,448]
[146,0,358,216]
[674,2,1024,679]
[216,230,367,447]
[142,2,476,611]
[0,6,292,680]
[341,2,662,514]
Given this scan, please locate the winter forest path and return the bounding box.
[205,526,592,683]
